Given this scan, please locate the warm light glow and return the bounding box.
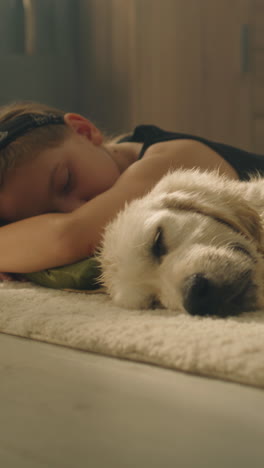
[22,0,36,55]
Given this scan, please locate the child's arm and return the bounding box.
[0,164,143,273]
[0,158,154,273]
[0,154,162,273]
[0,139,238,273]
[0,212,75,273]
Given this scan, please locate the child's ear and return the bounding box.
[64,113,103,145]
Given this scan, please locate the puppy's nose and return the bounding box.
[183,273,215,316]
[183,272,252,317]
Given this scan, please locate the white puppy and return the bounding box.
[98,169,264,317]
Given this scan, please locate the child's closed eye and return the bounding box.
[62,169,72,194]
[56,167,72,194]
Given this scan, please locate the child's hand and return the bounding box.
[0,272,27,282]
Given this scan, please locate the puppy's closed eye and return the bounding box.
[229,243,253,259]
[151,226,167,260]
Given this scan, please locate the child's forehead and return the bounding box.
[37,135,77,161]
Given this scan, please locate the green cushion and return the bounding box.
[24,257,101,290]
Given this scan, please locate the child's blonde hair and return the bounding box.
[0,101,72,188]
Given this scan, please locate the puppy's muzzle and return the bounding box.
[183,271,254,317]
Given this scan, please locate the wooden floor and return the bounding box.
[0,333,264,468]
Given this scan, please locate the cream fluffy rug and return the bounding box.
[0,281,264,389]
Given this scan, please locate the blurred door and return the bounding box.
[201,0,251,150]
[80,0,263,151]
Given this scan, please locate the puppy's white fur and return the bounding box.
[98,169,264,316]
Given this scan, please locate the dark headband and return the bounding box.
[0,113,65,151]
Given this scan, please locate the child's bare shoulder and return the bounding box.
[142,138,204,160]
[136,138,238,179]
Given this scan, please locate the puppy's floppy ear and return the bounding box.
[158,191,264,251]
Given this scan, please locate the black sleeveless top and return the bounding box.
[118,125,264,181]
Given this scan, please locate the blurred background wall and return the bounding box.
[0,0,80,111]
[0,0,263,151]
